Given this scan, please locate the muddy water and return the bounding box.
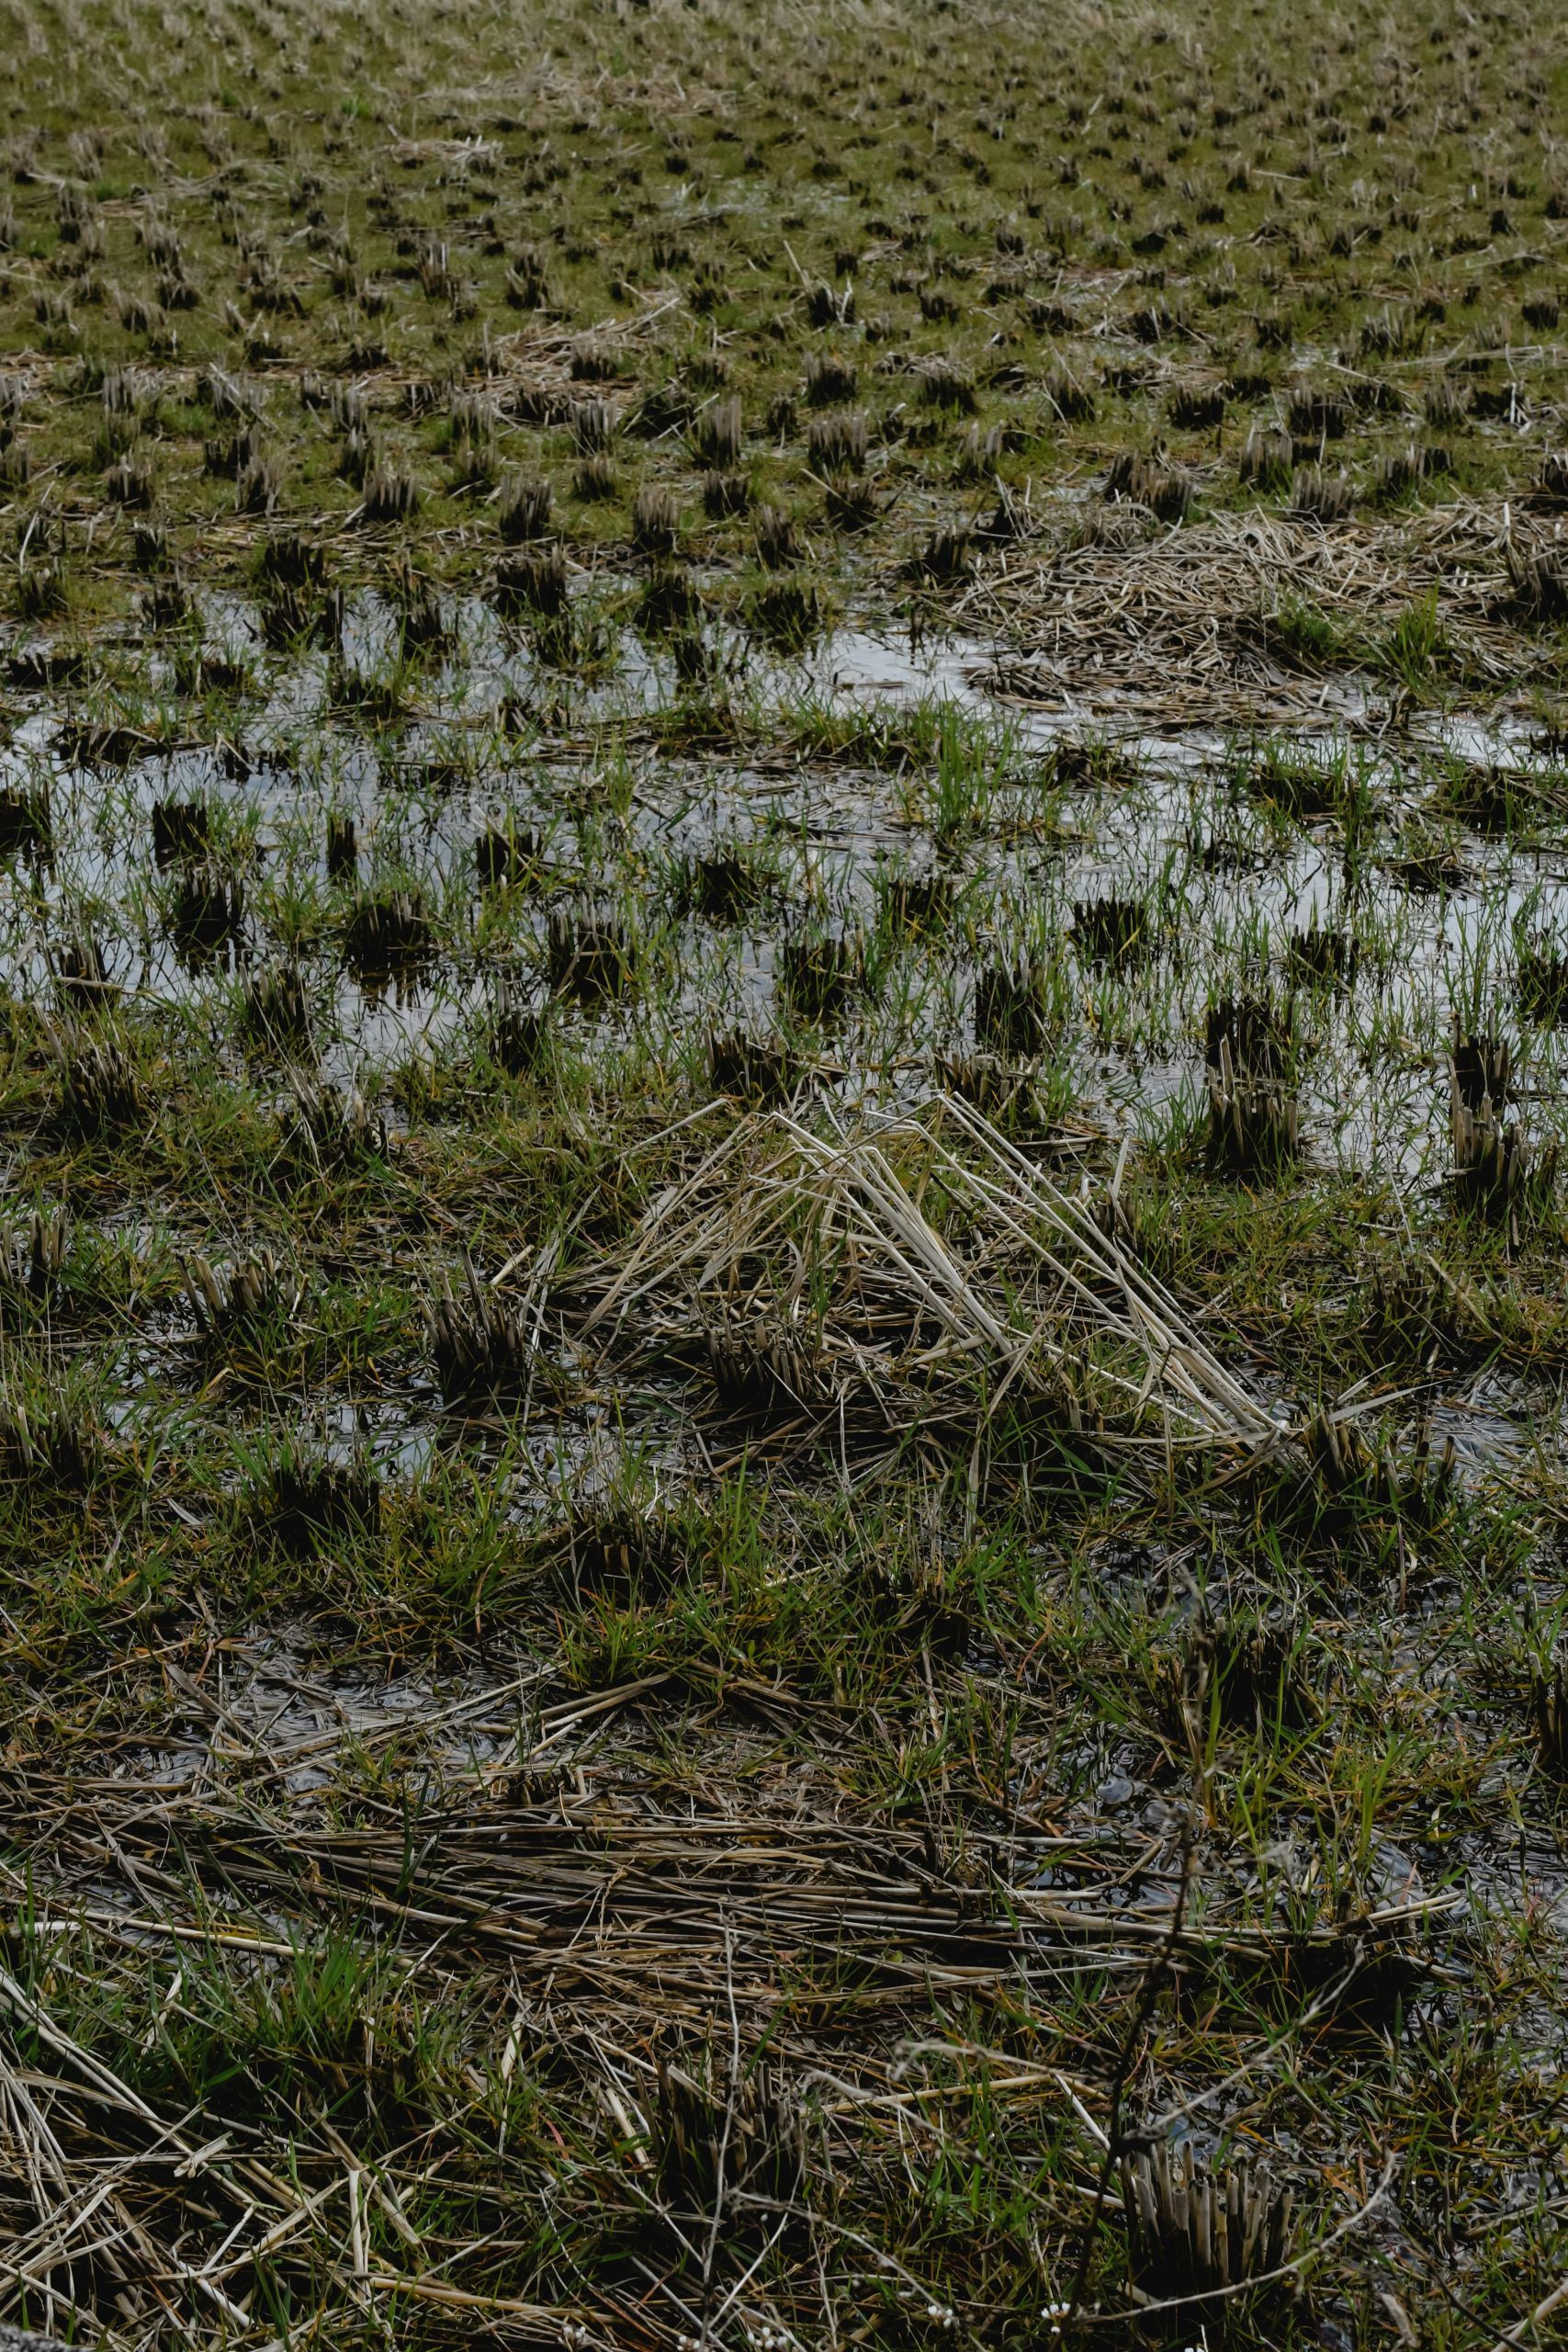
[4,592,1565,1190]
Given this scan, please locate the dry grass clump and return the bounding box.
[631,482,681,557]
[166,863,246,968]
[265,1445,381,1557]
[498,473,553,541]
[1449,1022,1543,1222]
[1161,1610,1317,1743]
[807,409,869,474]
[1168,380,1227,432]
[0,1390,104,1487]
[704,1308,839,1419]
[51,1023,142,1134]
[103,451,154,508]
[702,466,750,517]
[325,812,357,884]
[826,474,886,531]
[911,524,973,583]
[1535,450,1568,504]
[1286,916,1358,991]
[1289,465,1353,524]
[547,906,636,1002]
[649,2051,806,2212]
[0,783,51,858]
[1238,426,1292,492]
[707,1027,799,1102]
[779,929,862,1022]
[361,463,420,523]
[753,503,800,567]
[674,845,773,923]
[1074,893,1151,970]
[976,957,1051,1056]
[1205,993,1300,1171]
[283,1073,387,1163]
[1371,446,1426,504]
[184,1246,303,1343]
[0,1207,69,1301]
[1122,2142,1297,2305]
[1286,386,1348,442]
[804,351,857,407]
[475,820,542,892]
[1506,541,1568,624]
[497,540,570,615]
[692,393,742,469]
[571,396,616,454]
[1424,378,1469,429]
[574,450,618,500]
[490,973,549,1076]
[1103,448,1192,522]
[343,886,434,986]
[565,1508,683,1601]
[53,931,116,1015]
[956,421,1005,484]
[918,358,978,414]
[748,575,825,644]
[426,1254,533,1394]
[243,960,312,1054]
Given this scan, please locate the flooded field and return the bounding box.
[5,0,1568,2346]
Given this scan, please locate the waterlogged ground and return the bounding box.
[8,0,1568,2346]
[8,595,1568,1152]
[8,584,1568,2349]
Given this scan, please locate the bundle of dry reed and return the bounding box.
[585,1094,1281,1457]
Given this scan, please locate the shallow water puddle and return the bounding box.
[3,599,1568,1192]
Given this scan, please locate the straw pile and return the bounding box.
[585,1094,1280,1459]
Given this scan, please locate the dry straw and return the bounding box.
[586,1093,1281,1458]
